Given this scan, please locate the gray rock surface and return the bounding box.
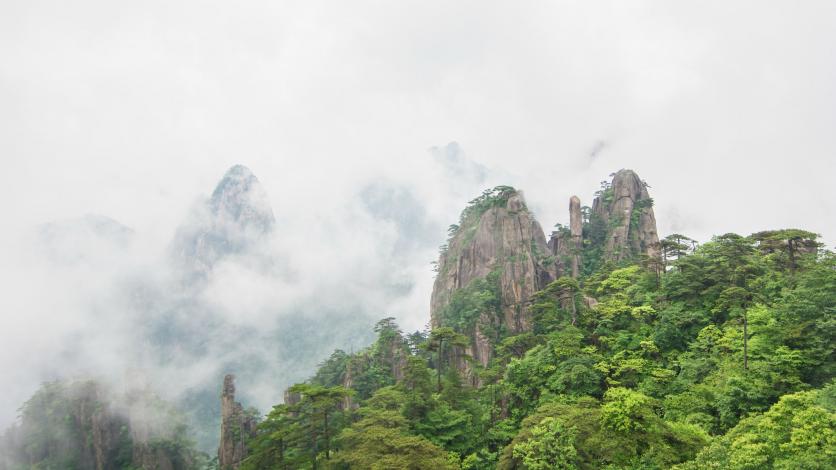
[592,169,660,261]
[569,195,583,277]
[430,189,556,372]
[218,375,257,470]
[172,165,275,277]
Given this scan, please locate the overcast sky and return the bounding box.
[1,0,834,429]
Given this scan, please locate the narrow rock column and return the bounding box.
[569,195,582,278]
[219,375,255,470]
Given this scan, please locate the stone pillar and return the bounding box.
[569,195,582,278]
[218,375,255,469]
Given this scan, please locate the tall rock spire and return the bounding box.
[569,195,583,278]
[547,196,584,279]
[591,169,660,262]
[218,375,257,469]
[430,187,557,374]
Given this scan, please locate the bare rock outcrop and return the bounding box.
[218,375,257,470]
[429,172,660,382]
[591,169,660,262]
[548,196,584,278]
[569,195,583,277]
[430,187,557,372]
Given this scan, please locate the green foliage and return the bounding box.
[675,385,836,470]
[580,208,608,276]
[661,233,697,267]
[3,380,206,470]
[331,408,458,470]
[600,387,656,433]
[439,271,501,333]
[511,417,578,469]
[439,186,519,260]
[426,327,470,394]
[241,384,351,469]
[505,328,603,419]
[239,404,295,470]
[312,350,350,387]
[458,186,519,228]
[500,397,706,469]
[630,197,654,231]
[238,228,834,470]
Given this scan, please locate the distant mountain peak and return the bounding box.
[209,165,275,230]
[172,165,276,275]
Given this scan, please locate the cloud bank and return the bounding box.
[1,0,834,448]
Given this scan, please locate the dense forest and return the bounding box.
[235,176,835,469]
[3,172,834,470]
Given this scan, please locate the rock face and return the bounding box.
[283,389,302,407]
[548,196,584,278]
[569,195,583,277]
[430,187,557,372]
[172,165,275,276]
[429,172,660,377]
[218,375,257,470]
[591,169,660,262]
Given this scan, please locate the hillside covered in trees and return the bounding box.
[232,171,834,469]
[2,170,833,470]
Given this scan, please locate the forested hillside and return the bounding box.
[237,174,835,469]
[0,380,208,469]
[3,172,833,470]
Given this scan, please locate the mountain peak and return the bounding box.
[172,165,276,275]
[431,186,556,378]
[593,169,659,262]
[209,165,275,230]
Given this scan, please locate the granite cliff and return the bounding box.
[430,187,557,373]
[218,375,258,470]
[430,171,661,377]
[590,169,660,262]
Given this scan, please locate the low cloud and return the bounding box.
[1,0,834,452]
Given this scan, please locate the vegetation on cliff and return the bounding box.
[3,178,832,470]
[0,380,208,470]
[235,196,833,468]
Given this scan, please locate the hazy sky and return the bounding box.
[1,0,834,429]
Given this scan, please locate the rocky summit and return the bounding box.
[430,187,557,374]
[591,169,660,262]
[171,165,276,276]
[429,171,662,380]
